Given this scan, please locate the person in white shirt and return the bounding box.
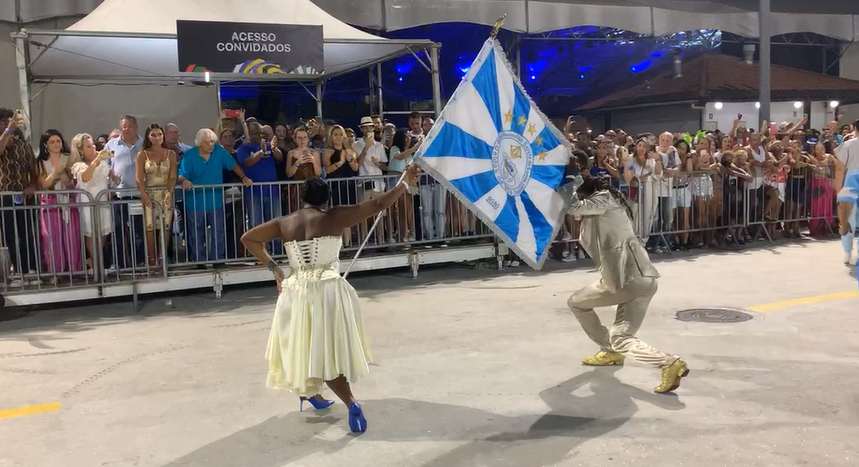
[654,132,677,250]
[624,138,661,244]
[352,116,389,242]
[353,116,388,193]
[70,133,114,275]
[104,114,145,268]
[834,120,859,264]
[745,133,770,237]
[408,112,448,240]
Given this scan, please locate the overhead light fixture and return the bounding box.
[793,101,803,109]
[755,102,761,109]
[204,71,211,83]
[714,102,724,110]
[830,100,840,108]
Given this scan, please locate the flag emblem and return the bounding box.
[415,38,570,269]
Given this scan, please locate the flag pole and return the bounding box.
[342,166,413,280]
[490,14,507,39]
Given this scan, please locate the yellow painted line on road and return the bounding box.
[0,402,61,421]
[749,290,859,313]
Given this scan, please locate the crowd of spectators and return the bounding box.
[553,114,855,262]
[0,102,856,279]
[0,107,453,279]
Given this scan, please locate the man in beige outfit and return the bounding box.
[563,175,688,393]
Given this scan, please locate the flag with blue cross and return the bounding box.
[414,38,571,270]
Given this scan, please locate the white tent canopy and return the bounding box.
[24,0,436,81]
[313,0,859,41]
[12,0,440,147]
[0,0,101,24]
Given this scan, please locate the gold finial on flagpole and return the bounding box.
[490,13,507,39]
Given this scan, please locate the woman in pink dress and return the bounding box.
[809,142,836,236]
[37,129,83,275]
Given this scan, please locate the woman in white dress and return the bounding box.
[70,133,114,275]
[623,138,661,244]
[241,165,419,434]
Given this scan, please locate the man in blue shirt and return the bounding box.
[236,123,284,255]
[165,123,194,159]
[236,123,283,224]
[105,114,145,268]
[178,128,252,263]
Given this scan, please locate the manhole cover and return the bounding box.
[675,307,754,323]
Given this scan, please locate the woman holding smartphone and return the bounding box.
[285,127,322,212]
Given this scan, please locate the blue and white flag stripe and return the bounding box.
[415,38,570,270]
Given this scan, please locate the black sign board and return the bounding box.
[177,20,323,75]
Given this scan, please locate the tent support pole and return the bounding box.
[377,62,384,119]
[11,31,31,141]
[369,68,374,115]
[430,44,442,117]
[758,0,771,127]
[215,80,222,120]
[515,37,522,79]
[316,81,323,119]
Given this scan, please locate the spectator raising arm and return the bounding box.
[78,148,112,184]
[0,113,17,155]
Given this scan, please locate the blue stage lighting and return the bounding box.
[630,59,652,73]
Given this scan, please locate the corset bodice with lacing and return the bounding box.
[283,235,343,281]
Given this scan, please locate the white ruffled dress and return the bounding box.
[265,236,372,396]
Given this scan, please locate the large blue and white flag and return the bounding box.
[415,38,570,270]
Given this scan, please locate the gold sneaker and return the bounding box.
[654,358,689,393]
[582,350,625,366]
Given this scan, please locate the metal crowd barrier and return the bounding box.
[627,169,751,248]
[0,170,839,304]
[0,175,497,299]
[598,169,836,248]
[0,189,98,292]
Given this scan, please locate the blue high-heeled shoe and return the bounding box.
[348,402,367,433]
[299,395,335,413]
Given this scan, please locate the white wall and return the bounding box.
[702,100,832,132]
[30,82,219,143]
[703,101,760,131]
[611,103,702,135]
[808,101,835,129]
